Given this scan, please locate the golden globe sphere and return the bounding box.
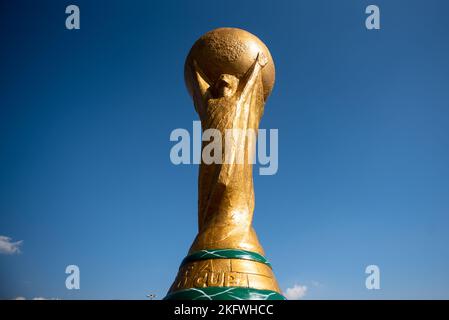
[185,27,275,101]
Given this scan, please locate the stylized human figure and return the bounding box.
[188,53,268,256]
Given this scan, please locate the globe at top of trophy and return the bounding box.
[184,27,275,101]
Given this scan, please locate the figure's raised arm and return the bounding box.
[189,60,211,117]
[237,53,268,105]
[193,60,211,96]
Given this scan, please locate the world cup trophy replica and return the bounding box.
[164,28,285,300]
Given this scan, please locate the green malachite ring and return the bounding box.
[164,287,286,300]
[180,249,272,268]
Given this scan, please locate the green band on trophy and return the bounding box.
[180,249,272,268]
[164,287,286,300]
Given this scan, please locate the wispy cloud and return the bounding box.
[284,284,308,300]
[0,235,23,254]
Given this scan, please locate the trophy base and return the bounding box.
[164,249,286,300]
[164,286,285,300]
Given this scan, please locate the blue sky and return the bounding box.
[1,0,449,299]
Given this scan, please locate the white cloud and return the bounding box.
[284,284,308,300]
[0,235,23,254]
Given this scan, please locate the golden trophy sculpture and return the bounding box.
[165,28,285,300]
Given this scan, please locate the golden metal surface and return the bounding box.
[186,28,275,255]
[169,27,281,294]
[168,259,281,293]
